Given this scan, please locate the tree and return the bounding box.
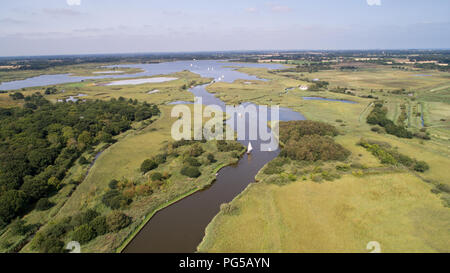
[71,224,96,244]
[414,161,430,172]
[181,166,201,178]
[10,219,29,235]
[0,190,28,224]
[207,153,216,163]
[151,172,163,181]
[140,159,158,173]
[90,216,108,236]
[35,198,53,211]
[101,190,130,209]
[189,143,204,157]
[106,211,131,232]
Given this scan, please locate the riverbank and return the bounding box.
[116,156,243,253]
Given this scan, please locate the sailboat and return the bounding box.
[247,142,253,154]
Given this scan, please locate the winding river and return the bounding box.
[1,60,306,253]
[120,63,305,253]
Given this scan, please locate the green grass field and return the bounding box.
[198,64,450,253]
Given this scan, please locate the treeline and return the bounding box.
[0,94,159,226]
[366,102,413,139]
[358,139,429,172]
[279,121,350,162]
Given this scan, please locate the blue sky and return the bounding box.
[0,0,449,56]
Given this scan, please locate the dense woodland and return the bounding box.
[0,94,159,227]
[279,121,350,162]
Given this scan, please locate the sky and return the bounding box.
[0,0,449,56]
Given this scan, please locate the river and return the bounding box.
[1,60,305,253]
[121,66,305,253]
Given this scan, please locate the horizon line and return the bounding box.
[1,48,450,59]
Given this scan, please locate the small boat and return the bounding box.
[238,113,242,118]
[247,142,253,154]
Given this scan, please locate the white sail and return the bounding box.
[247,142,253,154]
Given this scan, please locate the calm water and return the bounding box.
[0,60,283,90]
[122,72,305,253]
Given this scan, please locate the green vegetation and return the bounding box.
[0,94,159,225]
[279,121,350,162]
[358,139,429,172]
[199,57,450,253]
[367,102,413,138]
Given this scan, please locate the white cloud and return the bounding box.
[367,0,381,6]
[67,0,81,6]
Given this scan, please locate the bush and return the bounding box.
[79,156,89,165]
[106,211,131,232]
[220,203,240,215]
[33,234,64,253]
[71,224,96,244]
[10,219,29,236]
[71,209,99,227]
[108,179,119,189]
[90,216,108,236]
[181,166,201,178]
[216,140,243,152]
[153,153,167,165]
[101,190,131,209]
[185,157,201,167]
[207,153,216,163]
[35,198,54,211]
[140,159,158,173]
[151,172,163,181]
[414,161,429,172]
[189,143,204,157]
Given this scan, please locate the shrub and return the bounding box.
[71,224,96,244]
[135,184,153,196]
[71,209,99,227]
[101,190,131,209]
[181,166,201,178]
[10,219,29,236]
[79,156,89,165]
[153,153,167,165]
[140,159,158,173]
[207,153,216,163]
[414,161,430,172]
[265,175,290,186]
[90,216,108,236]
[108,179,119,189]
[33,234,64,253]
[436,183,450,193]
[220,203,240,215]
[189,143,204,157]
[106,211,131,232]
[216,140,243,152]
[336,164,351,171]
[311,174,323,183]
[35,198,54,211]
[185,157,201,167]
[151,172,163,181]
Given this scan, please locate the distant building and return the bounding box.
[299,85,308,90]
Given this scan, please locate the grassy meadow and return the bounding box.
[198,64,450,253]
